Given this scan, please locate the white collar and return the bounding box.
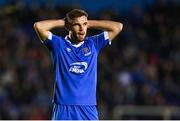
[65,36,84,48]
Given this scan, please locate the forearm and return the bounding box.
[34,19,65,41]
[88,20,122,31]
[34,19,65,31]
[88,20,123,40]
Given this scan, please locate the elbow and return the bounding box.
[117,23,123,33]
[119,23,123,32]
[34,22,41,31]
[34,22,38,31]
[113,22,123,34]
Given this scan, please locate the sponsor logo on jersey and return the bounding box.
[69,62,88,74]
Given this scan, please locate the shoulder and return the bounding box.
[49,33,66,45]
[52,33,64,41]
[43,32,66,47]
[85,36,94,44]
[87,32,107,39]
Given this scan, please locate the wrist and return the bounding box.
[88,20,98,29]
[58,19,65,27]
[88,20,93,28]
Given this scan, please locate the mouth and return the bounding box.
[79,34,84,37]
[78,32,85,38]
[78,33,85,36]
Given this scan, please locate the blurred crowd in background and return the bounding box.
[0,0,179,119]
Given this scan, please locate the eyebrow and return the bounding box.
[73,21,87,25]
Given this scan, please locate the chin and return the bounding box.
[78,39,84,42]
[78,37,85,42]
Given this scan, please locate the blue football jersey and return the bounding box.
[43,32,110,105]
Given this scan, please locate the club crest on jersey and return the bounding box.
[69,62,88,74]
[83,47,91,56]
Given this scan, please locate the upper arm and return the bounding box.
[108,23,123,41]
[34,22,49,42]
[91,32,111,53]
[42,32,61,54]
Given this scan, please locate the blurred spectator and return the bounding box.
[0,0,179,119]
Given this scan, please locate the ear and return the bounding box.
[65,24,71,31]
[64,17,71,30]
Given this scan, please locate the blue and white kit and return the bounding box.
[43,31,110,120]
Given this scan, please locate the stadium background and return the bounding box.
[0,0,179,119]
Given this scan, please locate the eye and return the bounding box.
[83,22,87,26]
[73,23,79,26]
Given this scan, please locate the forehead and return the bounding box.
[72,16,88,24]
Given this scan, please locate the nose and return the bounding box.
[79,25,83,31]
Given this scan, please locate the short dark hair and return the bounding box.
[66,9,88,23]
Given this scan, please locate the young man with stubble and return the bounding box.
[34,9,123,120]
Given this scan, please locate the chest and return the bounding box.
[60,42,96,62]
[53,40,98,74]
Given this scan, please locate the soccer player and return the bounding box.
[34,9,123,120]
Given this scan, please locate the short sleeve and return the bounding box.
[90,31,111,53]
[43,32,60,53]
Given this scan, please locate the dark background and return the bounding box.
[0,0,179,119]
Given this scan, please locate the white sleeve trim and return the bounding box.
[48,31,52,40]
[104,31,109,40]
[41,32,52,43]
[104,31,111,45]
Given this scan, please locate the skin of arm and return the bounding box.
[34,19,123,42]
[88,20,123,41]
[34,19,65,41]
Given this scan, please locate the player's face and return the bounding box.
[70,16,88,42]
